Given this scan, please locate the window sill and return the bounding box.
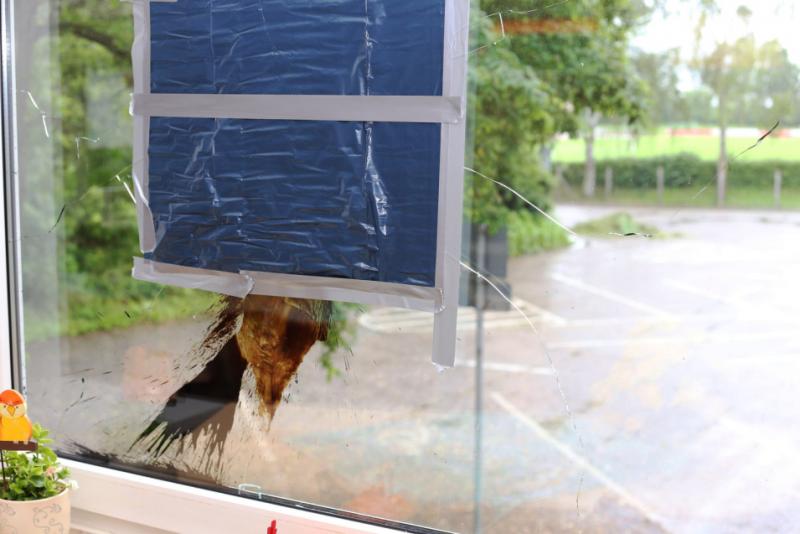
[67,459,400,534]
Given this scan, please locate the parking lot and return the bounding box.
[27,204,800,533]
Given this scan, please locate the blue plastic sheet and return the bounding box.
[146,119,440,286]
[150,0,444,96]
[144,0,446,287]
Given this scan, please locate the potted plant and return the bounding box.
[0,424,74,532]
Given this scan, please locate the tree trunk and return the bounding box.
[539,142,554,173]
[717,105,728,207]
[583,111,600,197]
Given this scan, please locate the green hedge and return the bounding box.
[559,153,800,189]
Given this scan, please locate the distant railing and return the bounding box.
[555,160,792,209]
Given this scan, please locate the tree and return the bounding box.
[467,9,557,231]
[696,34,799,205]
[480,0,648,197]
[632,48,687,126]
[697,36,754,206]
[743,40,799,126]
[682,89,716,125]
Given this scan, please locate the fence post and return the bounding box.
[604,166,613,199]
[555,164,564,185]
[774,168,783,208]
[656,165,665,206]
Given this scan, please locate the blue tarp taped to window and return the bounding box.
[131,0,470,365]
[144,0,444,286]
[149,0,445,96]
[145,119,440,286]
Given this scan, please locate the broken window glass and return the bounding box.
[9,0,800,532]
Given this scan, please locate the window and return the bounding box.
[5,0,800,533]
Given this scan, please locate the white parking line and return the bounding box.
[687,416,800,526]
[358,299,566,333]
[550,272,674,318]
[546,330,794,350]
[664,279,742,308]
[457,359,555,376]
[564,312,800,328]
[491,392,669,530]
[723,352,800,365]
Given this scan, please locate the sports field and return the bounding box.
[552,130,800,162]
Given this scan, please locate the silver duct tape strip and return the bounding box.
[133,258,443,311]
[132,94,463,124]
[133,258,255,298]
[245,271,443,312]
[132,0,156,254]
[431,0,470,367]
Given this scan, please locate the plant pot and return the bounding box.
[0,488,70,533]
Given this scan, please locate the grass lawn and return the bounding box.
[24,285,220,342]
[573,212,668,238]
[553,132,800,163]
[556,186,800,210]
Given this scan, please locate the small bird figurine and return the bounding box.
[0,389,32,442]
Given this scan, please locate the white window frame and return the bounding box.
[64,460,433,534]
[0,1,461,532]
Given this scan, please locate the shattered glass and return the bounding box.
[10,0,800,533]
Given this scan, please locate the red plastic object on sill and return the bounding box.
[267,520,278,534]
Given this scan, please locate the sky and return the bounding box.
[632,0,800,89]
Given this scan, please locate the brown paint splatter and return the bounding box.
[236,296,330,420]
[131,295,330,460]
[201,296,243,351]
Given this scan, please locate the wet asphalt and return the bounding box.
[24,204,800,533]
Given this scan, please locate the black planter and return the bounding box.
[465,225,512,311]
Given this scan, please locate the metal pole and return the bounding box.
[656,165,665,206]
[774,168,782,208]
[473,224,487,534]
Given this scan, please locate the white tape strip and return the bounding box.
[132,1,156,253]
[133,257,255,298]
[431,0,470,367]
[132,94,463,124]
[133,258,443,311]
[245,270,442,311]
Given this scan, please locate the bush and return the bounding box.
[559,153,800,189]
[508,210,571,257]
[466,9,556,233]
[572,212,668,238]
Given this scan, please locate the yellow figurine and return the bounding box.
[0,389,32,442]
